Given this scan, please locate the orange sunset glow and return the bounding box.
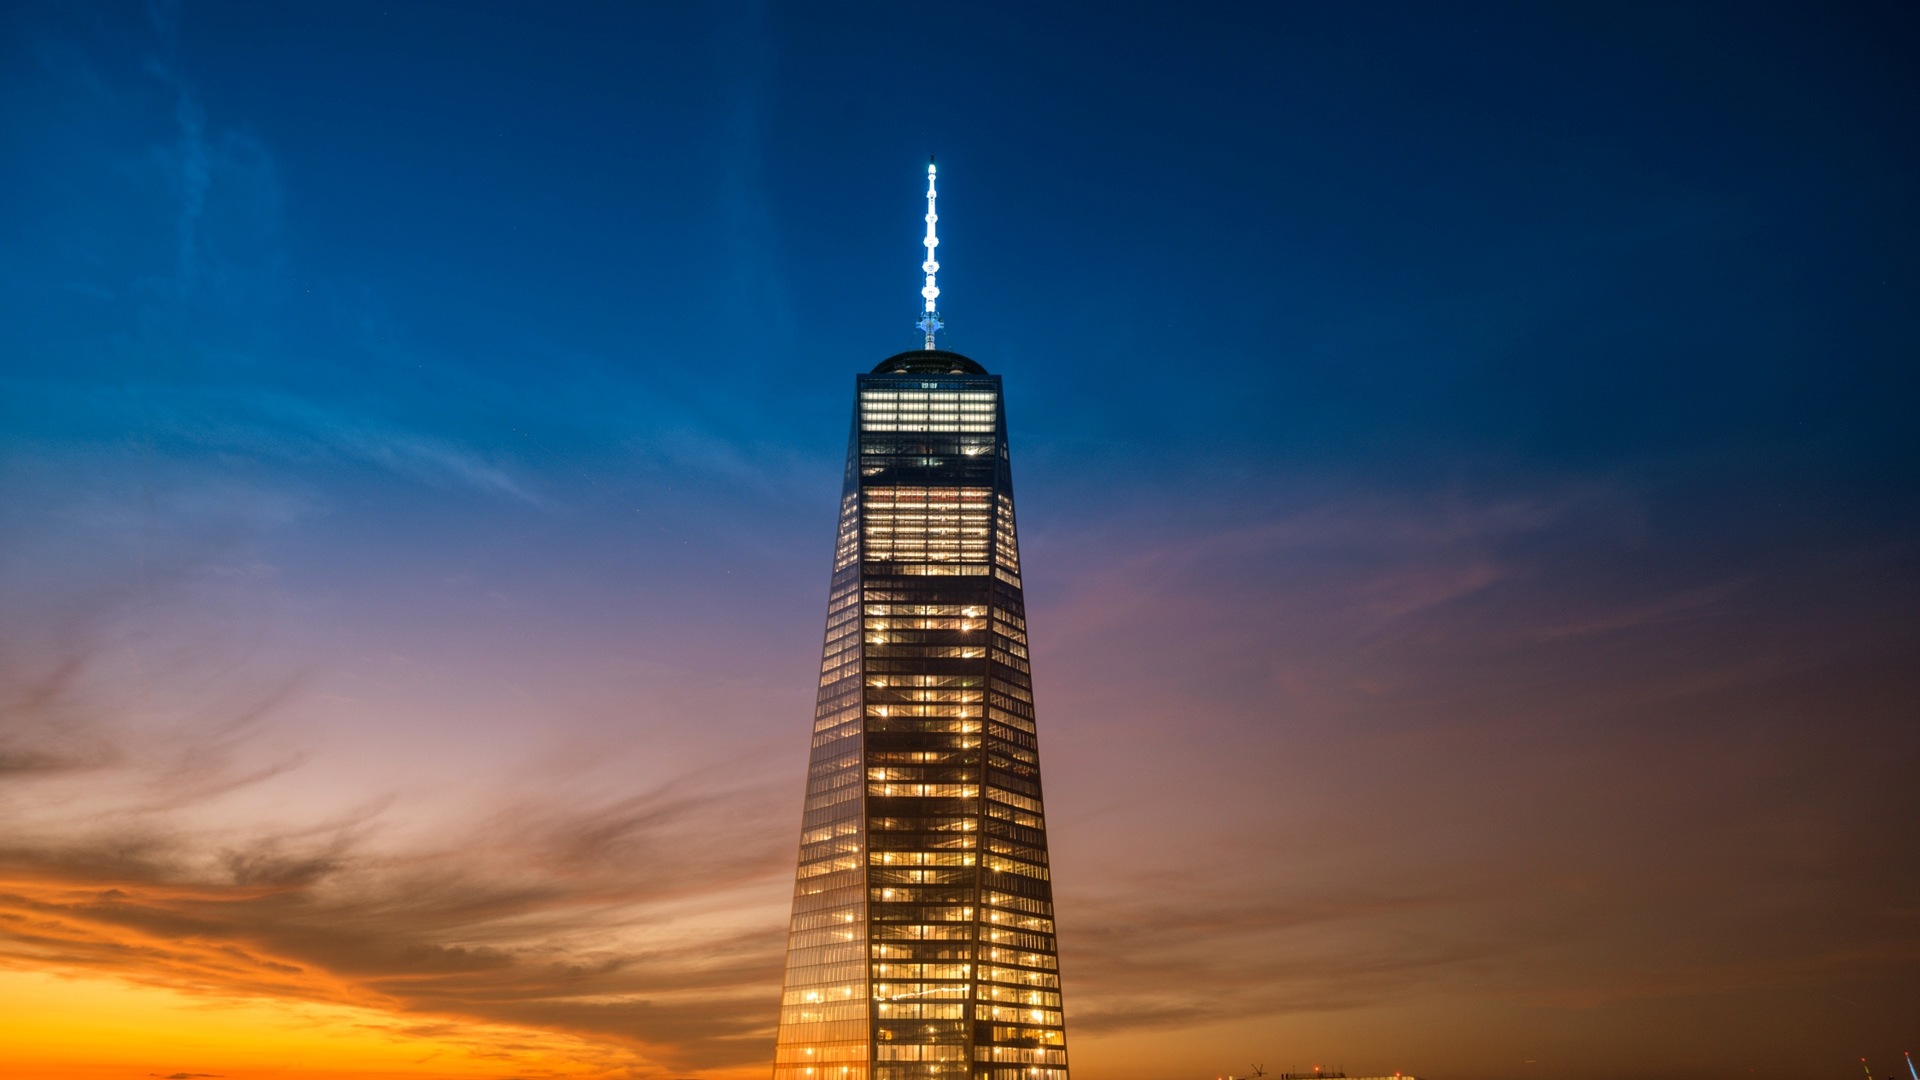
[4,2,1916,1079]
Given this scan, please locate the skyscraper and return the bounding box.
[772,162,1069,1080]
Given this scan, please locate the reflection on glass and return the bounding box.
[774,353,1069,1080]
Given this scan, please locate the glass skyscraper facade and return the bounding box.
[772,348,1068,1080]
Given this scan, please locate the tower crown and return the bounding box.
[870,348,985,376]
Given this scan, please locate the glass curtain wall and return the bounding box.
[774,351,1069,1080]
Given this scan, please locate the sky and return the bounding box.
[1,2,1916,1079]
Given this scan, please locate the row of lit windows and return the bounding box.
[788,926,863,950]
[863,526,991,539]
[983,857,1049,881]
[983,772,1044,799]
[797,856,862,878]
[860,407,997,418]
[870,773,973,790]
[862,524,991,538]
[867,718,983,734]
[862,484,994,502]
[867,530,990,545]
[983,929,1054,953]
[782,961,867,990]
[976,1004,1065,1026]
[775,1037,875,1060]
[978,1047,1068,1064]
[860,941,1052,968]
[810,722,860,751]
[869,745,978,761]
[865,550,992,566]
[771,1064,865,1080]
[864,536,994,553]
[988,756,1039,782]
[858,408,995,421]
[772,1022,871,1052]
[805,786,861,813]
[985,891,1052,917]
[985,787,1042,813]
[805,754,860,784]
[870,850,974,866]
[865,617,984,632]
[993,680,1034,704]
[794,870,866,899]
[862,424,997,436]
[869,635,986,652]
[871,980,971,1001]
[871,815,976,832]
[858,445,999,464]
[859,400,994,411]
[790,904,861,932]
[995,494,1021,573]
[783,979,863,1006]
[868,688,983,702]
[982,727,1031,756]
[872,962,974,982]
[989,696,1034,722]
[874,1045,970,1062]
[858,389,997,401]
[872,869,973,887]
[985,822,1046,853]
[984,1067,1067,1080]
[872,944,971,964]
[872,1066,968,1080]
[866,603,984,617]
[872,923,974,941]
[985,1028,1067,1046]
[778,1001,869,1025]
[858,423,994,436]
[871,839,965,861]
[863,563,995,577]
[978,985,1060,1007]
[863,648,988,663]
[870,905,974,924]
[989,707,1034,737]
[858,417,994,429]
[984,917,1053,940]
[867,705,974,721]
[870,774,975,792]
[869,675,983,690]
[868,884,972,904]
[860,404,995,416]
[977,965,1061,989]
[833,501,860,572]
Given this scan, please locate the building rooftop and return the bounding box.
[869,348,988,376]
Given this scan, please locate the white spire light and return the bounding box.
[915,156,944,349]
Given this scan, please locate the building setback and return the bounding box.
[771,162,1069,1080]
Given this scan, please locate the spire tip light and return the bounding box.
[916,154,944,349]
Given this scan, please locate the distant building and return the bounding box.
[770,161,1070,1080]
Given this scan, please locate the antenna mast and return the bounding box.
[916,155,944,349]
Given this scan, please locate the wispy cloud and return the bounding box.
[1029,479,1920,1044]
[0,607,793,1074]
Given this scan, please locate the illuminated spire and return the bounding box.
[915,155,944,349]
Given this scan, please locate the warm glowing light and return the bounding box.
[0,968,635,1079]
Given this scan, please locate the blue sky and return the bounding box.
[1,3,1916,1079]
